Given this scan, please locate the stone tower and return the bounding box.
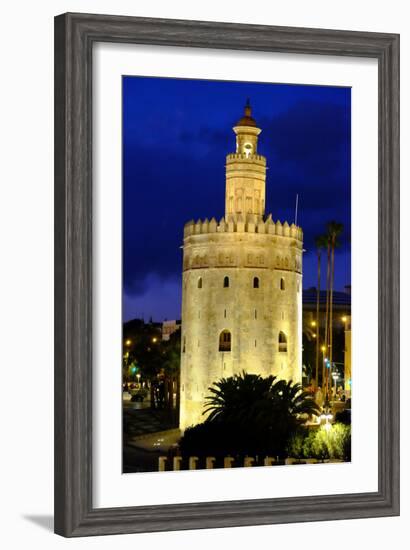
[179,101,303,430]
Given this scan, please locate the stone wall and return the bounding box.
[179,222,303,430]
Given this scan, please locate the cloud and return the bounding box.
[123,97,351,308]
[123,274,182,322]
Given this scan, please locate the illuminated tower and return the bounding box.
[179,101,303,430]
[225,99,266,218]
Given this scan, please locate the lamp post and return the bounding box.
[321,345,326,391]
[323,353,331,399]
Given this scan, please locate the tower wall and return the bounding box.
[179,102,304,431]
[225,153,267,217]
[179,215,303,430]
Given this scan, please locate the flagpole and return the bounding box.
[294,193,299,225]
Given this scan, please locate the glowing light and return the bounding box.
[311,321,316,327]
[152,337,158,343]
[321,346,326,352]
[342,316,347,323]
[125,339,132,346]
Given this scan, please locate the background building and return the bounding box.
[162,319,181,341]
[179,102,303,429]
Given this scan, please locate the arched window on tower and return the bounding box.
[280,277,285,291]
[279,331,287,353]
[219,330,231,352]
[197,277,202,289]
[253,276,259,288]
[223,276,230,288]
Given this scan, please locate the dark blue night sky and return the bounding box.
[123,76,351,322]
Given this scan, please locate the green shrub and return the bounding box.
[287,429,308,460]
[300,423,351,462]
[304,428,330,461]
[327,423,351,461]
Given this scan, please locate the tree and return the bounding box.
[203,372,275,425]
[322,222,344,398]
[327,221,344,373]
[179,372,322,458]
[323,231,332,395]
[314,235,328,387]
[161,329,181,421]
[122,319,181,413]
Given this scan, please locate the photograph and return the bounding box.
[121,76,352,473]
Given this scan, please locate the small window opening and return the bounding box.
[219,330,231,352]
[279,331,287,352]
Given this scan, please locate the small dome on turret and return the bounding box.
[235,99,257,127]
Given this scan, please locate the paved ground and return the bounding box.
[123,406,178,438]
[123,404,180,473]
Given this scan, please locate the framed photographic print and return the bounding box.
[54,13,400,536]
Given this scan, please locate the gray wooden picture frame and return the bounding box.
[54,12,400,537]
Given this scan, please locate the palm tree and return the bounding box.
[270,378,321,420]
[327,221,344,379]
[200,372,320,457]
[323,232,331,395]
[314,235,328,388]
[203,371,275,424]
[182,372,320,457]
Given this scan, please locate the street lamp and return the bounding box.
[323,355,332,399]
[320,345,326,392]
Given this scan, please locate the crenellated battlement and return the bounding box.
[226,153,266,163]
[183,213,303,241]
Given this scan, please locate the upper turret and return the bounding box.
[225,101,267,218]
[233,99,261,156]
